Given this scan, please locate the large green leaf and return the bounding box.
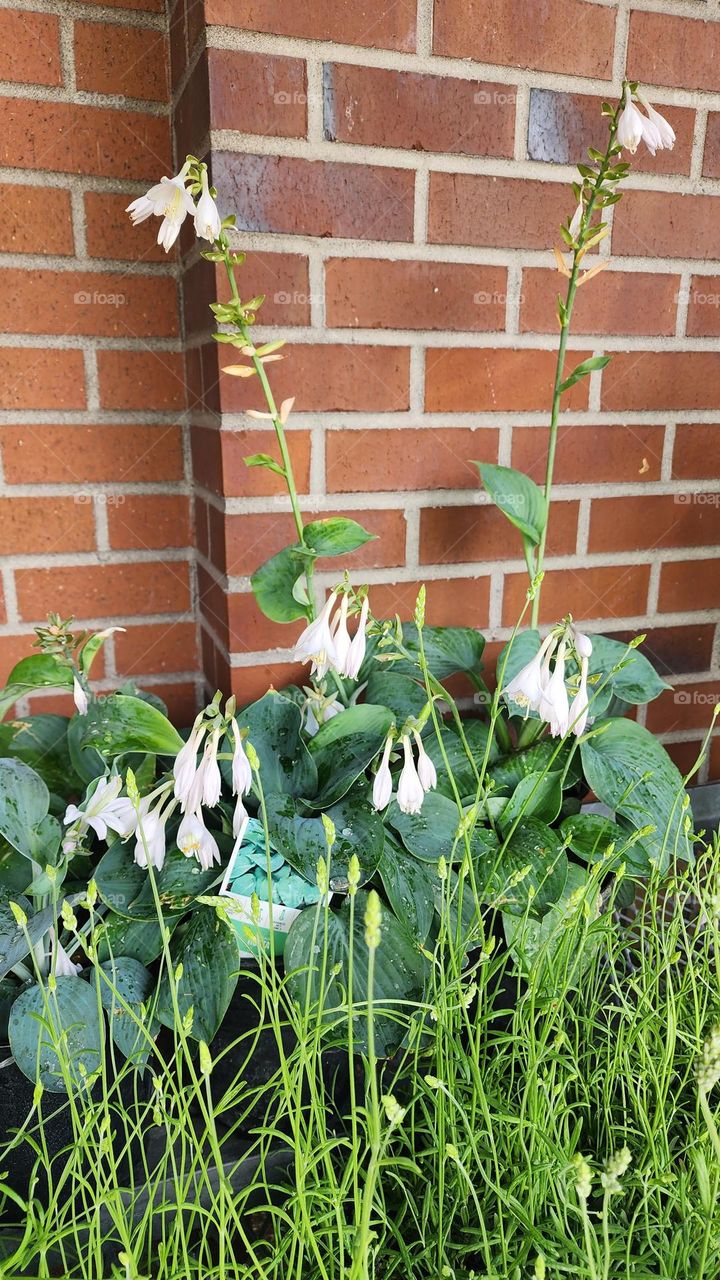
[67,713,106,785]
[155,909,239,1044]
[587,636,668,706]
[389,624,485,680]
[500,770,564,830]
[236,691,317,798]
[580,719,690,872]
[423,721,497,802]
[99,956,156,1067]
[251,545,313,623]
[0,654,73,718]
[94,842,216,921]
[378,835,437,946]
[285,891,427,1056]
[489,739,577,795]
[365,670,427,722]
[9,977,102,1093]
[77,695,184,759]
[489,820,569,918]
[477,463,547,546]
[560,812,625,864]
[306,704,394,807]
[265,787,384,888]
[0,715,80,797]
[93,914,169,966]
[388,791,462,864]
[303,517,375,557]
[0,759,61,863]
[0,893,81,980]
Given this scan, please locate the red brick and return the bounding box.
[169,0,186,89]
[425,348,591,414]
[74,21,167,101]
[628,11,720,93]
[97,351,186,412]
[0,269,177,339]
[704,114,720,179]
[197,564,229,644]
[604,625,715,679]
[646,681,720,735]
[686,277,720,337]
[502,564,651,626]
[143,680,199,725]
[326,426,498,492]
[106,495,191,551]
[429,173,571,250]
[324,64,515,157]
[15,562,191,622]
[527,88,694,177]
[709,733,720,782]
[520,269,680,337]
[183,253,311,335]
[190,426,312,499]
[227,592,297,654]
[84,192,168,262]
[326,259,507,331]
[2,423,183,485]
[0,99,170,180]
[511,424,665,485]
[220,344,410,413]
[212,151,414,242]
[230,662,308,706]
[204,0,415,50]
[0,10,61,85]
[613,192,720,261]
[173,52,209,162]
[208,47,307,137]
[433,0,614,77]
[601,352,720,413]
[672,425,720,481]
[223,507,407,577]
[664,739,706,776]
[0,185,73,255]
[419,500,578,565]
[0,634,43,682]
[588,495,717,554]
[0,349,85,410]
[0,496,94,555]
[369,576,491,627]
[658,558,720,615]
[115,621,198,675]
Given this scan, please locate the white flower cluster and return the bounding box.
[503,626,593,738]
[293,590,370,682]
[372,730,437,816]
[63,712,253,875]
[127,162,221,252]
[616,87,675,156]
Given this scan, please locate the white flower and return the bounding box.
[616,86,646,154]
[397,736,425,815]
[231,720,252,795]
[569,655,590,738]
[538,641,570,738]
[177,810,220,872]
[73,676,88,716]
[503,633,557,715]
[637,93,675,151]
[233,795,248,840]
[344,596,369,681]
[569,200,583,241]
[133,801,168,871]
[332,593,352,676]
[126,163,195,252]
[50,928,82,977]
[201,729,222,808]
[193,168,222,242]
[413,730,437,792]
[302,687,343,737]
[573,629,593,660]
[64,775,136,843]
[372,734,394,811]
[173,720,206,810]
[293,592,339,678]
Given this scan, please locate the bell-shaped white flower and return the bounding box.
[396,736,425,815]
[569,656,590,738]
[573,629,593,660]
[538,641,570,738]
[50,928,82,977]
[133,801,168,871]
[177,810,220,872]
[503,632,557,715]
[372,734,394,811]
[413,730,437,793]
[194,168,222,242]
[302,687,343,737]
[293,592,339,678]
[127,163,195,252]
[638,93,675,151]
[231,719,253,795]
[344,596,369,681]
[233,795,248,840]
[64,775,136,843]
[201,729,222,808]
[332,593,352,676]
[616,86,646,154]
[73,676,88,716]
[173,720,207,810]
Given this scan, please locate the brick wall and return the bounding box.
[0,0,199,723]
[2,0,720,779]
[170,0,720,778]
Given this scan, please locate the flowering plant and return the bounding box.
[0,85,698,1081]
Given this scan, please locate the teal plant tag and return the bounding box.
[219,818,320,959]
